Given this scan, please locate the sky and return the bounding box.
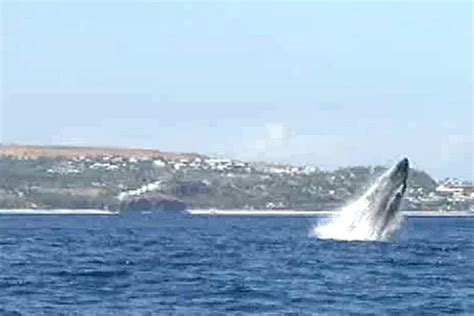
[1,1,472,179]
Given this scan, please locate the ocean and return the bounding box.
[0,213,472,315]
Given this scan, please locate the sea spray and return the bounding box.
[312,158,409,241]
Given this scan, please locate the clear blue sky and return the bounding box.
[1,1,472,179]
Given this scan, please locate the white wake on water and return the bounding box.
[312,159,409,241]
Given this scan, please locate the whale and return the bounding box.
[314,158,409,241]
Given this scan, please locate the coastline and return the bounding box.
[186,209,474,217]
[0,209,118,215]
[0,208,472,217]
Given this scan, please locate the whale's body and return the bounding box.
[314,158,409,241]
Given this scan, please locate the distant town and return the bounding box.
[0,144,472,213]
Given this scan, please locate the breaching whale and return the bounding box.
[314,158,409,241]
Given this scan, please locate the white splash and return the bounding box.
[312,159,409,241]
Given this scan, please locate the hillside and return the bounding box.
[0,144,471,212]
[0,144,204,160]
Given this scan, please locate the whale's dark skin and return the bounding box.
[364,158,409,237]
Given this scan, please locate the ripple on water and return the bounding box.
[0,215,472,314]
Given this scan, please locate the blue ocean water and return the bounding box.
[0,213,473,315]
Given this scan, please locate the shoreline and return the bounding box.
[0,209,118,215]
[0,208,472,217]
[187,209,474,217]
